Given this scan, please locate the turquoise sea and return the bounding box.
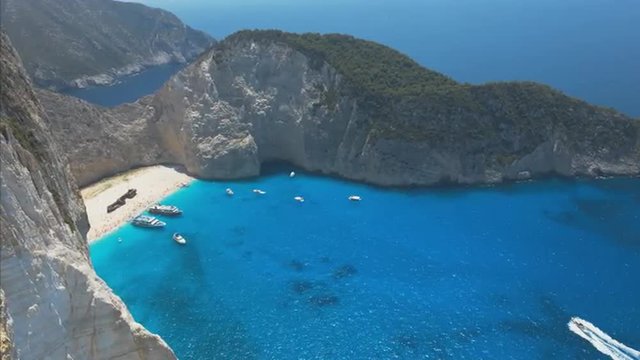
[90,171,640,359]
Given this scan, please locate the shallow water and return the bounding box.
[90,173,640,359]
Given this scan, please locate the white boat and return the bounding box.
[252,189,267,195]
[131,215,166,228]
[289,171,296,178]
[568,317,640,360]
[172,233,187,245]
[348,195,362,201]
[225,188,234,196]
[294,196,305,203]
[179,182,190,188]
[148,204,182,216]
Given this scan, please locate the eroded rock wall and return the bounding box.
[0,32,176,360]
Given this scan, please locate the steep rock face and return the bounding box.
[0,32,176,359]
[1,0,213,89]
[36,90,178,187]
[146,33,640,185]
[40,31,640,186]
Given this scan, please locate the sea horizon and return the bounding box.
[69,0,640,117]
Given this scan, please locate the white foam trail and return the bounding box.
[568,317,640,360]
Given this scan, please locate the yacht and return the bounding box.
[131,215,166,228]
[226,188,234,196]
[172,233,187,245]
[348,195,362,201]
[289,171,296,178]
[148,204,182,216]
[294,196,305,203]
[252,189,267,195]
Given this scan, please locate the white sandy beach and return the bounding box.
[81,166,193,242]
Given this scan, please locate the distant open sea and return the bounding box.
[90,172,640,359]
[70,0,639,117]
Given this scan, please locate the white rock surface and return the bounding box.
[1,32,176,360]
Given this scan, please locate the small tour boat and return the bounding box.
[294,196,305,203]
[226,188,234,196]
[348,195,362,201]
[252,189,267,195]
[289,171,296,178]
[131,215,166,228]
[172,233,187,245]
[148,204,183,216]
[179,182,190,188]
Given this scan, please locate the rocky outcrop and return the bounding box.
[0,32,176,359]
[40,31,640,187]
[36,90,178,187]
[1,0,214,89]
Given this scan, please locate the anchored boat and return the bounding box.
[172,233,187,245]
[348,195,362,201]
[148,204,183,216]
[131,215,166,228]
[226,188,234,196]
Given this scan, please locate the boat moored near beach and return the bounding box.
[290,171,296,178]
[131,215,166,228]
[172,233,187,245]
[148,204,183,216]
[226,188,234,196]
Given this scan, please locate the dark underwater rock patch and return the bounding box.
[288,259,307,272]
[290,280,315,294]
[309,294,340,307]
[332,264,358,280]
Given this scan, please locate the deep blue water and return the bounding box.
[60,63,183,106]
[132,0,639,117]
[68,0,640,116]
[90,173,640,359]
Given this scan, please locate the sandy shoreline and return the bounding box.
[81,166,194,242]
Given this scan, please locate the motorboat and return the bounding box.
[348,195,362,201]
[289,171,296,178]
[179,182,190,188]
[172,233,187,245]
[294,196,305,203]
[252,189,267,195]
[226,188,234,196]
[131,215,166,228]
[148,204,183,216]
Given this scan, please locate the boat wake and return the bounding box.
[568,317,640,360]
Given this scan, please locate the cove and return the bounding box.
[60,63,183,107]
[90,173,640,359]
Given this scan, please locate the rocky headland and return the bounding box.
[40,30,640,187]
[1,0,214,90]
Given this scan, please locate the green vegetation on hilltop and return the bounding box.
[226,30,459,98]
[225,30,638,159]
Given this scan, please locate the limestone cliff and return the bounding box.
[35,90,178,187]
[40,31,640,186]
[1,0,214,89]
[0,32,176,359]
